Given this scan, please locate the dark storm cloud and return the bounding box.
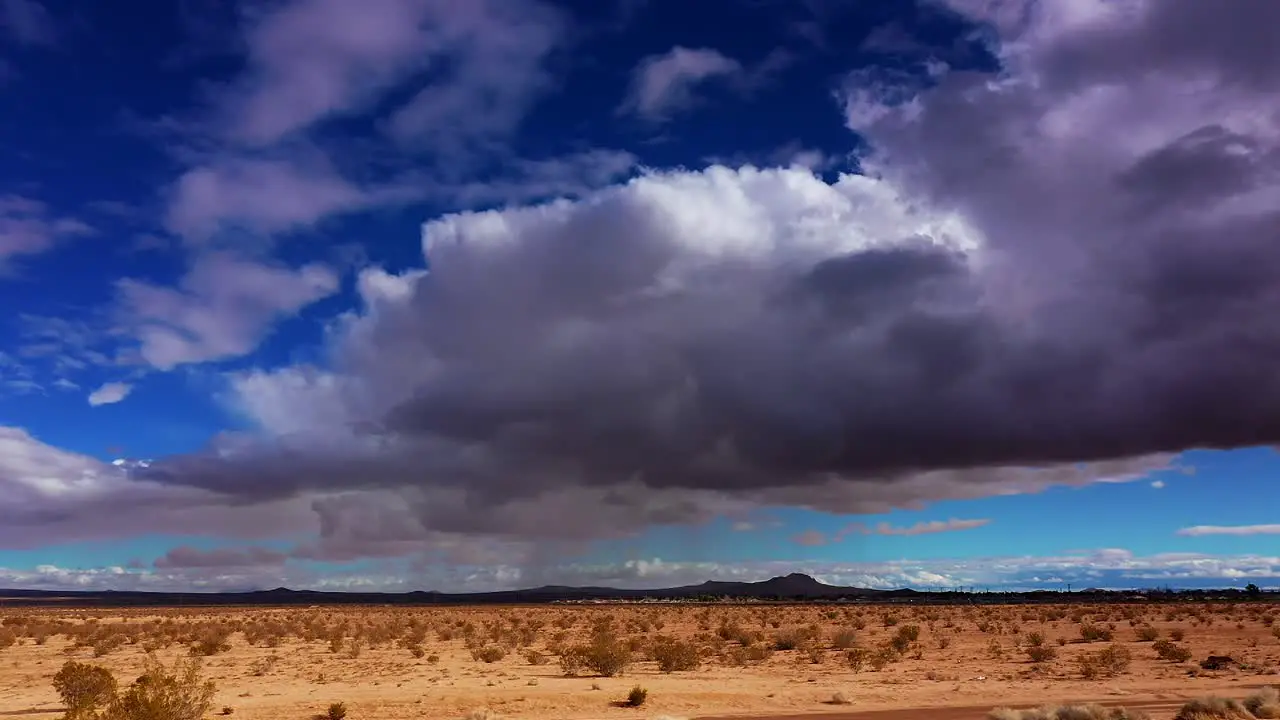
[131,0,1280,549]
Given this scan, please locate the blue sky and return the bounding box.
[1,0,1279,593]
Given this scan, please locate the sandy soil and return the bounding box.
[0,602,1276,719]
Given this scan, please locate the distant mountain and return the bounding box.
[0,578,1272,607]
[0,573,883,607]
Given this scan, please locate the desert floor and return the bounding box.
[0,601,1277,719]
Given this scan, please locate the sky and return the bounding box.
[1,0,1279,594]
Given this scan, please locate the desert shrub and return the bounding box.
[1079,624,1113,642]
[92,634,127,657]
[189,627,232,656]
[1134,626,1160,642]
[522,649,548,665]
[831,628,858,649]
[99,655,216,720]
[326,702,348,720]
[53,660,118,719]
[723,644,772,666]
[625,685,648,707]
[1244,687,1280,719]
[1078,644,1131,679]
[1024,632,1046,647]
[1027,645,1057,663]
[869,646,899,671]
[989,704,1150,720]
[772,627,806,651]
[1153,640,1193,663]
[838,646,867,672]
[650,636,699,672]
[471,645,506,663]
[888,625,920,654]
[0,627,19,651]
[1171,628,1186,641]
[1174,696,1253,720]
[561,633,630,677]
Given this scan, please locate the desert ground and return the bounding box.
[0,601,1277,719]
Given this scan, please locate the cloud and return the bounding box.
[19,0,1271,570]
[0,195,94,271]
[1177,524,1280,537]
[153,546,287,569]
[791,529,828,546]
[163,155,383,243]
[87,382,132,406]
[622,46,743,121]
[0,426,316,550]
[855,517,991,536]
[115,253,340,369]
[1151,479,1166,489]
[432,149,638,208]
[0,0,56,46]
[805,517,991,544]
[129,161,1183,561]
[219,0,563,153]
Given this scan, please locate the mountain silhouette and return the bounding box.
[0,573,883,606]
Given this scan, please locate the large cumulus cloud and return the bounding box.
[123,0,1280,560]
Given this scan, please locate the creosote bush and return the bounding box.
[625,685,648,707]
[471,645,506,663]
[1153,639,1193,663]
[561,632,631,677]
[1078,643,1131,679]
[82,655,216,720]
[1026,645,1057,663]
[650,636,700,672]
[54,660,118,719]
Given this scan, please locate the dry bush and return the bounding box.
[1134,626,1160,642]
[470,645,506,663]
[1027,645,1058,663]
[1244,687,1280,719]
[1174,697,1254,720]
[1153,639,1193,663]
[1080,624,1114,643]
[989,704,1150,720]
[1078,644,1131,679]
[831,628,858,649]
[53,660,118,719]
[561,632,631,677]
[650,636,700,672]
[772,627,808,651]
[625,685,648,707]
[99,655,216,720]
